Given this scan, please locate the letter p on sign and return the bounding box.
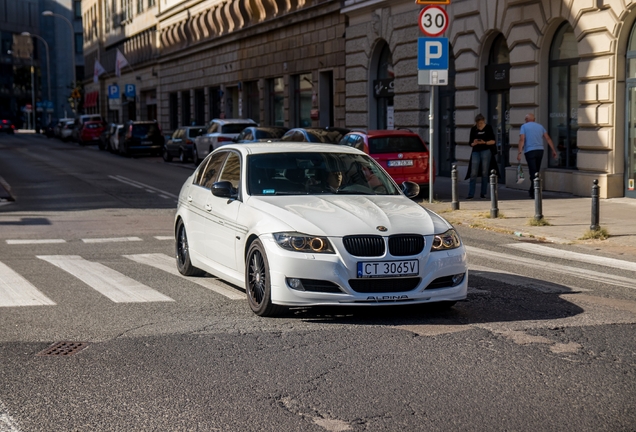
[425,41,442,65]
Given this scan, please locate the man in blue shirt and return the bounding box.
[517,113,557,198]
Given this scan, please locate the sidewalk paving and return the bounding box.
[421,177,636,257]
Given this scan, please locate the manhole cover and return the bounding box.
[37,341,88,356]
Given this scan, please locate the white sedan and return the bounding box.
[174,143,467,316]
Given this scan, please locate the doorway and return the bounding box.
[626,84,636,198]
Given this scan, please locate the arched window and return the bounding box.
[548,23,579,169]
[486,34,511,182]
[372,41,394,130]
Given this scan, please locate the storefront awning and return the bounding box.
[84,91,99,108]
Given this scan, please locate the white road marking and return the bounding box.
[468,264,589,293]
[124,253,245,300]
[505,243,636,272]
[154,236,173,241]
[466,246,636,290]
[82,237,142,243]
[6,239,66,245]
[0,261,56,307]
[0,399,21,432]
[37,255,174,303]
[108,175,178,198]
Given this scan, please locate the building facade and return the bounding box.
[342,0,636,199]
[84,0,636,199]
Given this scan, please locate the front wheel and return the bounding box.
[245,239,285,317]
[192,146,200,166]
[175,220,205,276]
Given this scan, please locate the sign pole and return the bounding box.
[429,86,434,203]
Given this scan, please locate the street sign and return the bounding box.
[418,37,448,69]
[124,84,136,99]
[108,84,120,99]
[417,37,449,86]
[416,0,450,4]
[419,5,449,37]
[71,88,81,99]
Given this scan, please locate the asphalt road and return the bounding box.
[0,133,634,431]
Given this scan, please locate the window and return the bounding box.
[104,0,111,32]
[75,34,83,54]
[268,78,284,127]
[197,152,227,189]
[209,86,221,120]
[218,153,241,190]
[245,81,260,124]
[194,89,205,125]
[137,0,143,14]
[292,73,312,128]
[148,0,156,7]
[121,0,133,22]
[548,23,579,169]
[74,1,82,19]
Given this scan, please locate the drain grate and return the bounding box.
[37,341,88,357]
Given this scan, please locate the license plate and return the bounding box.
[357,260,419,278]
[142,141,152,145]
[388,160,413,167]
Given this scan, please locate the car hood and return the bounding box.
[246,195,451,237]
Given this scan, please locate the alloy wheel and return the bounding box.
[248,250,266,306]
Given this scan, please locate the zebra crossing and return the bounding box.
[0,250,245,308]
[1,239,635,308]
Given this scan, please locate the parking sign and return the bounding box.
[108,84,120,99]
[417,38,449,86]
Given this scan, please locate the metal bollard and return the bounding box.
[590,179,600,231]
[533,173,543,221]
[451,164,459,210]
[489,169,498,218]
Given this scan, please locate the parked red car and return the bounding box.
[338,129,434,192]
[79,121,105,146]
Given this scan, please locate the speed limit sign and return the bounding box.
[418,5,449,37]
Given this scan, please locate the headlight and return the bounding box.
[273,232,335,254]
[431,229,461,251]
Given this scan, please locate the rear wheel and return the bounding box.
[175,220,205,276]
[162,146,173,162]
[245,239,285,317]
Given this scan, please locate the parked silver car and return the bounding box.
[192,118,257,165]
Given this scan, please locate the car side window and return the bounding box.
[195,152,227,189]
[353,136,365,151]
[207,123,218,134]
[218,152,241,190]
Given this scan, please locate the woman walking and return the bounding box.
[465,114,497,199]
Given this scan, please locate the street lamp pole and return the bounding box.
[22,32,51,124]
[42,10,76,115]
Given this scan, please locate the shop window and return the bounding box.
[548,23,579,169]
[75,34,83,54]
[181,90,191,126]
[245,81,260,124]
[169,92,178,130]
[268,77,284,127]
[194,89,205,125]
[209,87,221,120]
[292,73,312,128]
[372,41,394,130]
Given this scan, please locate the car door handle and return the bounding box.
[187,196,192,202]
[205,204,212,212]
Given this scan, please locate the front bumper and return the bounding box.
[260,234,467,307]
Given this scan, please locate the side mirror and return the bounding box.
[401,181,420,199]
[212,181,236,199]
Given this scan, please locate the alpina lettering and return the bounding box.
[367,295,408,301]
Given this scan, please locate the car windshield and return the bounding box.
[248,152,400,196]
[131,124,159,137]
[368,136,427,154]
[221,124,253,134]
[306,129,345,143]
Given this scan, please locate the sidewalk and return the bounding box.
[421,177,636,256]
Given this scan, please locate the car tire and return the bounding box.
[192,146,200,166]
[245,239,285,317]
[175,219,205,277]
[162,146,173,162]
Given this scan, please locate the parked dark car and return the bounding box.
[280,127,349,144]
[42,119,57,138]
[119,121,164,156]
[233,126,289,143]
[163,126,205,163]
[0,119,15,134]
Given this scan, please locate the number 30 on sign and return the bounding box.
[418,5,449,37]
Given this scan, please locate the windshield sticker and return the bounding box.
[263,189,276,194]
